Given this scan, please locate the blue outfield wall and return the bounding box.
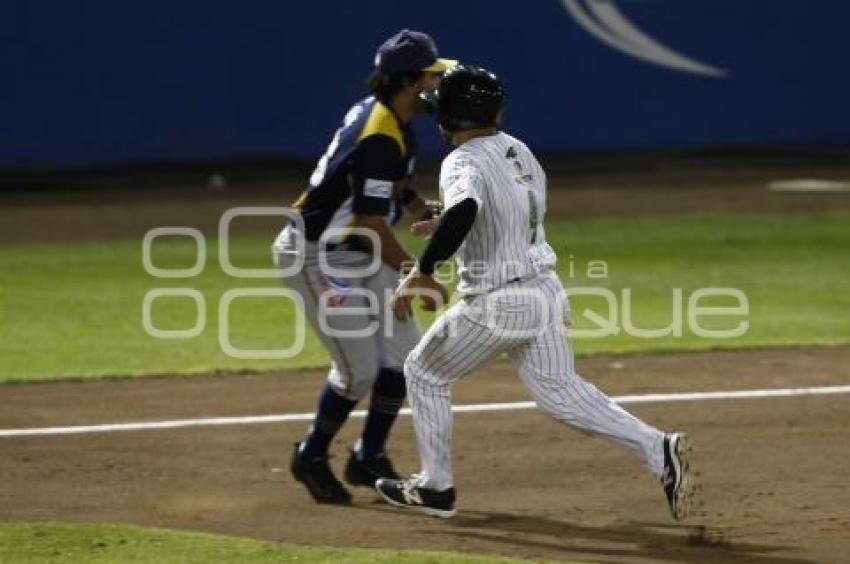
[2,1,849,167]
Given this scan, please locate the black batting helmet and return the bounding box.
[435,64,504,132]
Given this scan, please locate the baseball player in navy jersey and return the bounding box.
[273,30,456,505]
[376,65,695,520]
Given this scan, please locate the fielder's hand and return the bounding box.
[423,199,444,219]
[392,267,449,321]
[410,218,439,238]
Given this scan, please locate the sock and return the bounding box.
[360,368,406,459]
[300,384,357,458]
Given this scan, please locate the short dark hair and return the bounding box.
[367,69,424,103]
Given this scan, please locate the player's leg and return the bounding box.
[407,299,507,490]
[376,297,508,517]
[511,322,665,473]
[290,255,380,451]
[276,248,379,503]
[344,263,420,486]
[509,274,694,518]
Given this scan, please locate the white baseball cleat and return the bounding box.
[375,476,457,518]
[661,433,695,520]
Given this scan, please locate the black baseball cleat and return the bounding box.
[661,433,694,520]
[344,449,400,488]
[290,442,352,505]
[375,477,456,518]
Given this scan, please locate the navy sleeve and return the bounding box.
[350,134,405,216]
[404,124,417,178]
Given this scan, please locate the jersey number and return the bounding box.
[526,189,540,243]
[309,129,341,187]
[309,105,363,187]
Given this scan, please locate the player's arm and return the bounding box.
[401,188,427,219]
[348,135,414,271]
[391,198,478,320]
[403,188,444,237]
[391,174,442,228]
[350,214,412,271]
[399,185,442,222]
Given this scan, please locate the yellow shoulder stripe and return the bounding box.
[356,101,406,153]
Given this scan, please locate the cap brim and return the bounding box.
[423,58,458,72]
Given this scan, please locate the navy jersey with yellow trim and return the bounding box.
[293,96,417,241]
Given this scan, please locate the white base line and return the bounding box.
[2,384,849,438]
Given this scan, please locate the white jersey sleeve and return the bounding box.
[440,153,484,209]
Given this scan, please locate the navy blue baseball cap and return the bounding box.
[374,29,457,73]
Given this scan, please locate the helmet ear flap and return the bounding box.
[436,97,463,132]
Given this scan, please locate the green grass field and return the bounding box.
[0,523,541,563]
[1,213,848,382]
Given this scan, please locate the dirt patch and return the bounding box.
[1,346,848,563]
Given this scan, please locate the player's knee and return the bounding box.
[535,395,581,424]
[340,378,370,402]
[403,353,422,382]
[330,364,379,402]
[535,398,560,419]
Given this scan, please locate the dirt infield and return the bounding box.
[2,346,849,563]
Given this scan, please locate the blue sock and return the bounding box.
[300,384,357,458]
[360,368,406,459]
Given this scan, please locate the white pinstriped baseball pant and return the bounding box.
[404,271,665,491]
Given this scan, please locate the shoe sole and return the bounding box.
[669,433,695,520]
[375,485,457,519]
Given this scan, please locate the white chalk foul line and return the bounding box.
[2,384,849,438]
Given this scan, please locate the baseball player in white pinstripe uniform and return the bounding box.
[375,65,695,520]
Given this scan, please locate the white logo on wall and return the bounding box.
[560,0,728,78]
